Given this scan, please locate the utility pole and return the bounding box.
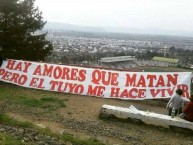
[164,46,167,57]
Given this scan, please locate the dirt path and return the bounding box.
[7,94,193,145]
[59,94,167,121]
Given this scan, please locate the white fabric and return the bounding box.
[0,59,192,100]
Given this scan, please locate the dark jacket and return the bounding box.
[0,54,5,67]
[183,101,193,122]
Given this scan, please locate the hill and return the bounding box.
[45,22,106,33]
[0,81,193,145]
[45,22,193,38]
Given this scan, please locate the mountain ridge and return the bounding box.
[45,22,193,38]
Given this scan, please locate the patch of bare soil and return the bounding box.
[8,94,193,145]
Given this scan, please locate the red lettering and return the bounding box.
[177,84,189,98]
[6,60,16,70]
[0,69,5,75]
[167,74,178,87]
[9,73,20,83]
[91,70,101,84]
[138,89,146,98]
[161,89,166,97]
[23,62,32,73]
[2,71,27,85]
[120,89,129,98]
[125,74,136,87]
[68,83,77,93]
[6,60,31,72]
[2,71,12,80]
[33,65,41,75]
[30,78,39,87]
[87,85,105,96]
[14,62,22,71]
[61,67,70,80]
[128,88,138,98]
[50,80,58,90]
[111,88,145,99]
[53,66,62,79]
[37,78,45,88]
[110,87,120,97]
[78,69,86,81]
[17,75,27,85]
[101,71,111,86]
[34,65,86,82]
[74,85,84,94]
[43,64,53,77]
[150,89,161,98]
[110,72,119,86]
[167,87,175,96]
[119,88,138,98]
[101,71,118,86]
[71,68,78,80]
[136,75,146,87]
[147,75,156,87]
[57,82,67,92]
[51,81,67,92]
[91,70,119,86]
[155,75,165,87]
[87,85,98,95]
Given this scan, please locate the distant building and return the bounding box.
[190,65,193,69]
[99,56,136,63]
[152,56,179,67]
[99,56,136,69]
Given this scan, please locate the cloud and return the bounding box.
[35,0,193,32]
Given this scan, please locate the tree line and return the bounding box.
[0,0,52,61]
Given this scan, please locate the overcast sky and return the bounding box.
[35,0,193,32]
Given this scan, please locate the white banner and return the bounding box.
[0,59,192,100]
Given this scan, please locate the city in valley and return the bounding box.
[44,27,193,70]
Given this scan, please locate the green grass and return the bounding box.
[134,66,192,72]
[12,95,66,111]
[0,83,67,112]
[0,114,34,129]
[0,84,106,144]
[0,114,106,145]
[37,126,106,145]
[0,133,23,145]
[62,134,105,145]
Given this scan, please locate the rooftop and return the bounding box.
[99,56,136,63]
[152,57,179,63]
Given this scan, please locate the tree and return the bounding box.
[0,0,53,61]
